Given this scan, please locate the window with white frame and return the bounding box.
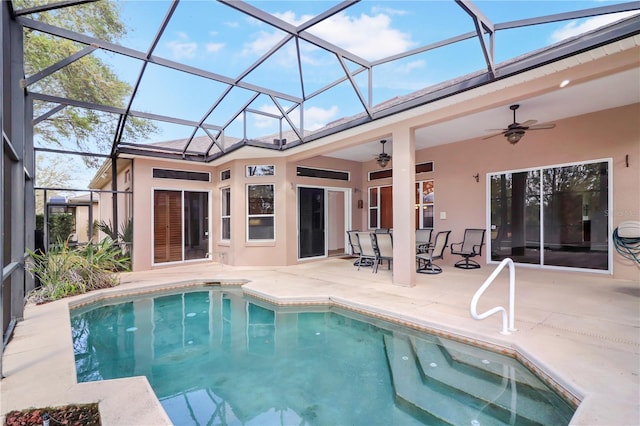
[221,187,230,240]
[247,184,274,240]
[246,165,275,177]
[415,180,434,229]
[368,181,434,230]
[368,185,392,230]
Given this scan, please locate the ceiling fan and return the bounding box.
[375,139,391,168]
[484,104,556,144]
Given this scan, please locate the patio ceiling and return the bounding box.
[10,0,640,167]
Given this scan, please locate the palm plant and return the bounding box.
[26,236,128,304]
[97,218,133,258]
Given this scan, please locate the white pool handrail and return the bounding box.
[470,257,517,335]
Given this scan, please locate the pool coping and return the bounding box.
[3,267,634,424]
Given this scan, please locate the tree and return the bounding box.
[18,0,157,167]
[34,155,75,213]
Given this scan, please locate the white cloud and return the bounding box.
[166,32,198,59]
[206,42,224,53]
[243,30,285,56]
[253,104,339,132]
[304,105,340,130]
[550,11,640,42]
[370,6,408,17]
[307,12,414,61]
[253,105,280,129]
[395,59,425,74]
[272,10,414,61]
[373,59,429,92]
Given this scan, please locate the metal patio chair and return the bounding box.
[416,230,451,274]
[450,228,486,269]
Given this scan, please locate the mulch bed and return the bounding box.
[4,404,100,426]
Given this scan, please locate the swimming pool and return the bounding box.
[71,286,575,425]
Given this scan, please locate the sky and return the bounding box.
[116,0,639,140]
[28,0,639,189]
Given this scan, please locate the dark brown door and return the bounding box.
[154,190,182,263]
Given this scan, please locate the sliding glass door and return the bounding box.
[298,187,325,259]
[154,190,209,264]
[490,160,610,271]
[298,186,350,259]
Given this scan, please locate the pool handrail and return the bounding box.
[470,257,517,335]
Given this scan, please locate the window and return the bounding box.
[416,180,434,229]
[153,168,210,182]
[247,184,274,240]
[369,169,392,180]
[296,166,349,181]
[368,162,433,180]
[416,161,434,174]
[490,160,610,271]
[221,187,230,240]
[220,169,231,181]
[246,165,275,177]
[368,185,392,229]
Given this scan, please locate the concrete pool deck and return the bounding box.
[1,258,639,425]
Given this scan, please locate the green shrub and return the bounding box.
[26,237,129,304]
[49,212,75,245]
[97,218,133,259]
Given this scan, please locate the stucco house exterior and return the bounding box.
[89,27,640,283]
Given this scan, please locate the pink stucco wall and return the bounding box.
[414,104,639,279]
[119,103,638,281]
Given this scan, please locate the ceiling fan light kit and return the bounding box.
[376,139,391,168]
[506,129,525,144]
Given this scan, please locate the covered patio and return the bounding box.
[1,260,638,424]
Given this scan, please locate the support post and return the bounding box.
[391,126,416,287]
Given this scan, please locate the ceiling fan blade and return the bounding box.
[482,131,505,140]
[528,123,556,130]
[520,119,537,127]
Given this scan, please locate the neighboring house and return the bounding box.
[90,28,639,283]
[66,194,100,245]
[45,194,99,247]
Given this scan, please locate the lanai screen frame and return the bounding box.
[2,0,640,372]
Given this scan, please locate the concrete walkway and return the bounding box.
[1,259,638,425]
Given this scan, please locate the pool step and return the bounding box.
[420,336,573,424]
[383,334,575,426]
[410,336,572,425]
[383,334,510,426]
[433,336,548,391]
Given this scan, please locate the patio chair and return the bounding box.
[356,232,378,271]
[450,228,486,269]
[415,228,432,253]
[416,230,450,274]
[347,230,368,267]
[371,232,393,273]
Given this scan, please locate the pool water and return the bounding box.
[71,287,575,425]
